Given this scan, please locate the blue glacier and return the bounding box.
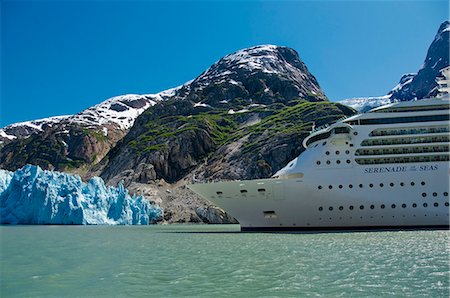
[0,165,163,225]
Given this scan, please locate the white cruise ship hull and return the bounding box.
[189,162,449,231]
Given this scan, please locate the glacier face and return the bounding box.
[0,165,163,225]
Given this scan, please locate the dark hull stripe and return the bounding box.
[241,225,450,233]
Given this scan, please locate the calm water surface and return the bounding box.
[1,225,449,297]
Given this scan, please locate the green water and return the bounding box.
[0,225,448,297]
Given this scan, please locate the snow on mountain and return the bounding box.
[0,165,163,224]
[339,95,392,112]
[0,86,181,141]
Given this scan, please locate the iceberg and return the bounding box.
[0,165,163,225]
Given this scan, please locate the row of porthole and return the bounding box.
[318,202,449,211]
[317,181,431,190]
[423,192,449,197]
[318,213,448,220]
[317,159,351,165]
[325,150,351,156]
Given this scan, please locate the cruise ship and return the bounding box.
[188,68,450,231]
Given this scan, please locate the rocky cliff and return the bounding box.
[341,20,449,111]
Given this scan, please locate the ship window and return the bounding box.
[323,142,327,146]
[360,205,364,210]
[370,205,375,209]
[359,184,363,188]
[379,183,384,187]
[339,206,343,210]
[318,207,323,211]
[318,185,322,190]
[316,161,321,165]
[216,191,223,195]
[328,185,333,189]
[445,202,449,207]
[400,182,405,186]
[390,183,394,187]
[353,132,358,135]
[349,205,354,210]
[336,160,341,164]
[434,202,439,207]
[421,181,426,186]
[306,131,332,147]
[326,160,331,165]
[357,114,449,125]
[422,193,427,197]
[411,182,415,186]
[349,184,353,188]
[381,204,385,209]
[391,204,396,208]
[402,204,407,208]
[346,160,351,164]
[423,203,428,207]
[444,192,449,197]
[333,127,350,134]
[345,150,350,154]
[258,188,266,192]
[240,190,248,194]
[432,192,437,197]
[336,151,340,155]
[329,207,333,211]
[369,184,373,188]
[325,151,330,155]
[412,203,417,208]
[338,185,343,189]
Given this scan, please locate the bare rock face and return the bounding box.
[196,206,238,224]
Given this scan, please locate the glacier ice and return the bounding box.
[0,165,163,225]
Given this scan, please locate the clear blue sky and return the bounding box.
[1,0,448,126]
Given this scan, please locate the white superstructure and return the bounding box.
[189,72,450,231]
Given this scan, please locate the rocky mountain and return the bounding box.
[0,89,178,173]
[341,20,449,111]
[0,44,355,223]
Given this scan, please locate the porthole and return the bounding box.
[240,190,248,194]
[318,207,323,211]
[421,181,426,186]
[422,193,427,197]
[346,160,351,164]
[329,207,333,211]
[391,204,396,209]
[353,132,358,135]
[381,204,385,209]
[359,205,364,210]
[370,205,375,209]
[379,183,384,187]
[326,160,331,165]
[336,160,341,164]
[412,203,417,208]
[411,182,415,186]
[423,203,428,207]
[345,150,350,154]
[325,151,330,155]
[369,184,373,188]
[445,202,449,207]
[434,202,439,207]
[359,184,363,188]
[400,182,405,186]
[402,204,406,208]
[316,161,321,165]
[349,184,353,188]
[444,192,448,197]
[349,205,354,210]
[338,185,343,189]
[339,206,343,211]
[328,185,333,189]
[336,151,340,155]
[258,188,266,192]
[432,192,437,197]
[318,185,322,190]
[390,183,394,187]
[322,142,327,146]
